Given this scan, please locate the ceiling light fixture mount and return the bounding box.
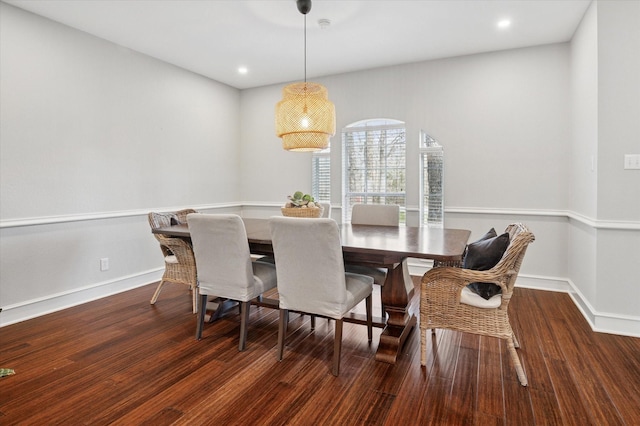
[318,18,331,30]
[275,0,336,152]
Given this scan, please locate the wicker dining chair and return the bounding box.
[420,223,535,386]
[174,208,198,224]
[148,211,198,313]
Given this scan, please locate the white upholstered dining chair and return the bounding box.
[269,216,373,376]
[318,202,331,218]
[187,213,278,351]
[346,204,414,316]
[350,203,399,227]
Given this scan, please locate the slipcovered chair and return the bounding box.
[350,203,399,226]
[269,217,373,376]
[420,223,535,386]
[148,212,198,313]
[257,203,332,264]
[346,204,414,317]
[188,214,277,351]
[318,202,332,218]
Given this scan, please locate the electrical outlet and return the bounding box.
[624,154,640,170]
[100,258,109,271]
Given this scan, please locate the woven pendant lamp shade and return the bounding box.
[275,82,336,152]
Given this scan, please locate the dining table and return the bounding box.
[153,217,470,364]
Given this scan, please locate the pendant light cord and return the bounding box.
[304,14,307,83]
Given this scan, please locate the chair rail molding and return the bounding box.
[446,207,640,231]
[2,202,637,336]
[0,203,242,228]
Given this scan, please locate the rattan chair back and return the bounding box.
[148,211,198,313]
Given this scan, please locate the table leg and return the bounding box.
[204,297,238,322]
[375,261,416,363]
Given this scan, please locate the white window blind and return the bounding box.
[342,119,406,223]
[311,146,330,202]
[420,131,444,227]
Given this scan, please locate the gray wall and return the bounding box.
[568,0,640,333]
[240,43,572,285]
[0,3,241,322]
[241,44,571,213]
[1,1,638,335]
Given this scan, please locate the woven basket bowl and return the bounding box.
[281,206,324,218]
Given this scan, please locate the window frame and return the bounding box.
[311,145,331,203]
[419,131,444,228]
[342,119,407,223]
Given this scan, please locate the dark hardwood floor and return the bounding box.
[1,279,638,425]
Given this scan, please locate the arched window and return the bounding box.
[342,118,406,223]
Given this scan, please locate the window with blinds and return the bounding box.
[342,119,406,223]
[311,146,330,202]
[420,131,444,227]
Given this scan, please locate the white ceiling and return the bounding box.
[4,0,591,90]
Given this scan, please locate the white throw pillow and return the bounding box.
[460,286,501,309]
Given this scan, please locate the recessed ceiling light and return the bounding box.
[238,66,248,74]
[318,18,331,29]
[497,19,511,29]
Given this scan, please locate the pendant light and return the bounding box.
[275,0,336,152]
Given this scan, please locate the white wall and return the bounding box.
[567,0,640,335]
[594,0,640,326]
[239,6,638,335]
[0,3,241,219]
[241,45,571,215]
[0,3,241,324]
[596,0,640,223]
[570,1,599,220]
[1,1,637,336]
[569,0,599,310]
[240,43,572,283]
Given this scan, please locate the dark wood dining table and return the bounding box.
[153,218,470,364]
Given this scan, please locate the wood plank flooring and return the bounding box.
[1,279,638,425]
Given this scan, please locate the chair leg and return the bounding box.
[195,294,208,340]
[512,332,520,348]
[310,315,316,330]
[238,301,251,351]
[366,294,373,343]
[150,280,165,305]
[277,309,289,361]
[507,338,528,386]
[420,326,426,366]
[191,285,198,314]
[332,319,343,376]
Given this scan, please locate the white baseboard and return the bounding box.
[0,269,163,327]
[408,260,640,338]
[4,264,638,338]
[565,279,640,338]
[513,274,571,293]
